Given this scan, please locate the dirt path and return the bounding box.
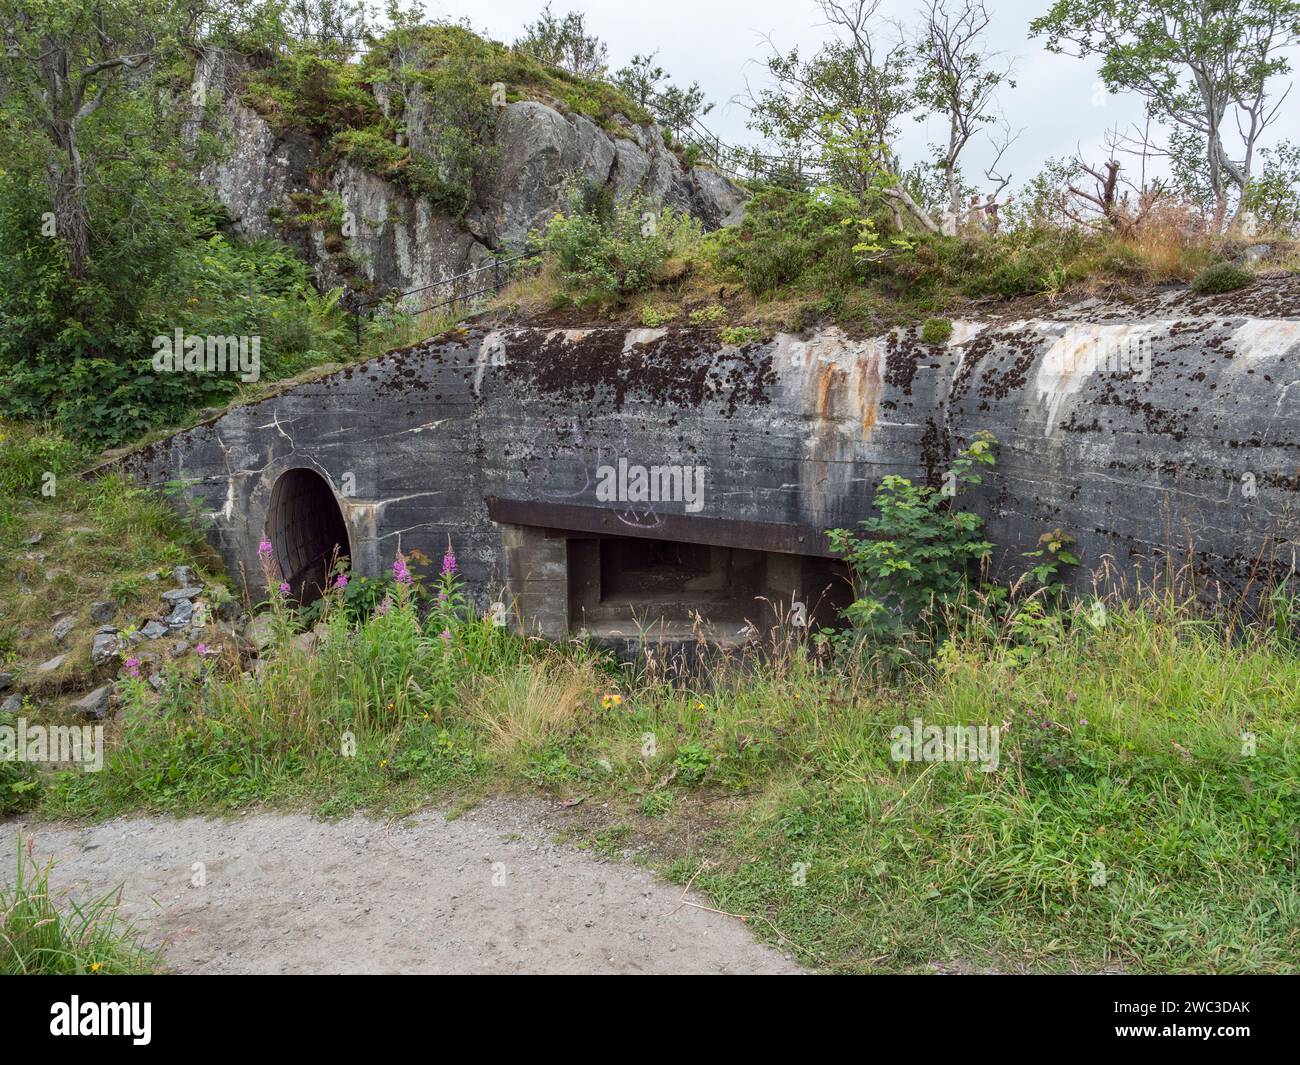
[4,798,802,975]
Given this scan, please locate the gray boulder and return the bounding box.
[72,685,112,720]
[91,632,121,666]
[167,600,194,630]
[90,601,117,624]
[192,50,746,300]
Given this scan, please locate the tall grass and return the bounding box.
[0,835,160,975]
[39,552,1300,971]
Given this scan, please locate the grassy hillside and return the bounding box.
[5,421,1295,974]
[489,182,1299,335]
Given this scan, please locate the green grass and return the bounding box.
[0,421,223,692]
[29,566,1300,973]
[0,835,161,974]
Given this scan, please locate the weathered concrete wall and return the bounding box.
[121,277,1300,627]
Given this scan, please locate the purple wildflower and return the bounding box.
[279,581,291,596]
[440,629,451,643]
[257,537,273,560]
[335,574,348,590]
[376,593,393,617]
[124,656,142,679]
[392,552,412,585]
[196,643,210,656]
[441,545,457,577]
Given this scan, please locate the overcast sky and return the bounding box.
[419,0,1299,193]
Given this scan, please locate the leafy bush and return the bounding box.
[244,47,381,135]
[0,209,351,446]
[541,190,699,305]
[709,184,863,296]
[639,305,673,326]
[828,431,997,642]
[719,325,762,346]
[920,317,953,344]
[1191,261,1253,295]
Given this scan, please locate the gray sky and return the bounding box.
[420,0,1300,194]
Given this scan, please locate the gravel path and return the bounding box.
[4,798,802,975]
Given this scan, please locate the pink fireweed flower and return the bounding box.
[335,574,348,589]
[441,546,457,577]
[392,552,412,585]
[376,593,393,616]
[124,656,142,679]
[440,629,451,643]
[279,581,291,596]
[196,643,215,657]
[257,538,273,560]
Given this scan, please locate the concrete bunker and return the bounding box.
[265,467,351,602]
[118,282,1300,646]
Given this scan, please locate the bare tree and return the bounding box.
[913,0,1014,217]
[1057,125,1169,232]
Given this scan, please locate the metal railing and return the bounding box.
[348,249,533,358]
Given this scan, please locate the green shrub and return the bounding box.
[719,325,762,346]
[244,47,381,135]
[688,303,726,325]
[1191,261,1254,295]
[541,191,699,306]
[709,184,863,296]
[920,317,953,345]
[639,305,673,327]
[828,431,997,643]
[332,126,406,173]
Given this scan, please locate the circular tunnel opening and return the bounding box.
[265,468,351,603]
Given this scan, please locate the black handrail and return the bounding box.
[349,249,532,357]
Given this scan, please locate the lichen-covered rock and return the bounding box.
[91,632,121,666]
[191,51,745,299]
[464,101,618,250]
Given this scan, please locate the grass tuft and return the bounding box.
[0,835,160,975]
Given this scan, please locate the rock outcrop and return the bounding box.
[190,50,747,300]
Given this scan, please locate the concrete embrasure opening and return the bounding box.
[265,468,350,602]
[567,533,850,642]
